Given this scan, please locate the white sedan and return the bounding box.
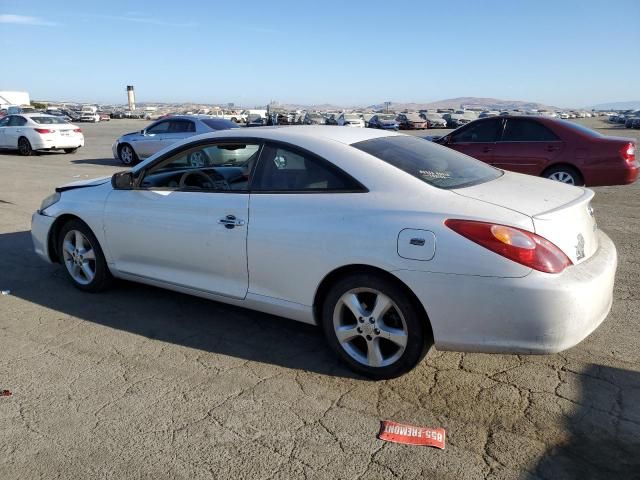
[0,113,84,155]
[31,126,616,378]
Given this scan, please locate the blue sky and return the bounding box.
[1,0,638,107]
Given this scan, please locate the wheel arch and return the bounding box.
[47,214,91,263]
[312,264,434,341]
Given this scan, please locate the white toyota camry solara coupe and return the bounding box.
[31,126,617,378]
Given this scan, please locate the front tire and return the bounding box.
[58,219,113,292]
[18,137,33,156]
[118,144,138,165]
[322,274,431,379]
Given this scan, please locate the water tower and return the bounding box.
[126,85,136,111]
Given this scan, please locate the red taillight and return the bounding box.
[445,219,572,274]
[620,142,636,165]
[73,128,82,133]
[34,128,54,134]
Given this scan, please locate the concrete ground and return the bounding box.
[0,118,639,479]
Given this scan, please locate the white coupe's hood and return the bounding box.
[57,175,111,192]
[453,171,599,265]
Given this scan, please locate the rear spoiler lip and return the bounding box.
[533,188,594,219]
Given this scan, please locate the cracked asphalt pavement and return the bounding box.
[1,119,639,479]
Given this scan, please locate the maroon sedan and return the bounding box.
[434,116,638,186]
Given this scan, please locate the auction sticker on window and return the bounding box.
[378,420,445,449]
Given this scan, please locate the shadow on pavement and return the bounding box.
[532,366,640,478]
[1,230,357,379]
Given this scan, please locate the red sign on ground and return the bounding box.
[378,420,446,449]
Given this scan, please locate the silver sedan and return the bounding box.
[112,115,238,165]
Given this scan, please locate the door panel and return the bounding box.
[491,118,565,175]
[446,118,503,164]
[447,141,496,164]
[132,134,164,158]
[491,141,565,175]
[103,189,249,299]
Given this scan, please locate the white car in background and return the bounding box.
[32,126,616,379]
[337,113,365,127]
[80,112,100,123]
[0,113,84,155]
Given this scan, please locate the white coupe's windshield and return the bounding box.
[352,136,502,189]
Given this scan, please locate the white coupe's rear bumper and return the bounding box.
[394,230,617,354]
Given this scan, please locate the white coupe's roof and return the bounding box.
[200,125,401,146]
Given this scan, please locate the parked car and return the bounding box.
[80,112,100,123]
[0,113,84,155]
[368,114,400,130]
[434,116,638,186]
[99,113,111,122]
[112,115,239,165]
[396,113,428,130]
[337,113,365,128]
[420,113,447,128]
[32,126,617,379]
[245,114,266,127]
[300,113,329,125]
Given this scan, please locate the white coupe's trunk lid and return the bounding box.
[453,171,599,265]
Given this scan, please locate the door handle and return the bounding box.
[218,214,245,229]
[482,146,492,153]
[546,145,557,152]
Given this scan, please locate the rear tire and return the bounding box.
[57,219,113,292]
[321,273,431,379]
[543,165,583,186]
[118,143,138,165]
[64,148,78,154]
[18,137,33,156]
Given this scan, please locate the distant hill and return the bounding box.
[368,97,559,112]
[274,97,560,112]
[589,101,640,110]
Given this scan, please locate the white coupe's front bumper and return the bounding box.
[394,230,617,354]
[31,212,56,263]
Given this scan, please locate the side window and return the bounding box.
[252,143,362,192]
[146,121,170,134]
[8,116,27,127]
[139,142,261,192]
[451,119,501,143]
[0,117,10,127]
[169,120,195,133]
[502,119,560,141]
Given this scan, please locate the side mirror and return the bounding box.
[112,171,134,190]
[140,129,146,135]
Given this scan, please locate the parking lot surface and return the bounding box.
[1,119,639,479]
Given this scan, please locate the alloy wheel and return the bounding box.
[332,288,408,368]
[62,230,96,285]
[120,145,134,164]
[547,171,575,185]
[18,138,32,155]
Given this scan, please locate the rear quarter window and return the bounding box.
[352,135,502,189]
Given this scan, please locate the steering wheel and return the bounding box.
[179,170,231,190]
[179,170,214,189]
